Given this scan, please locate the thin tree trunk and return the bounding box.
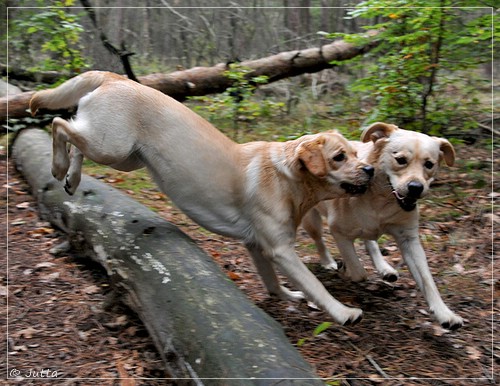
[421,1,446,133]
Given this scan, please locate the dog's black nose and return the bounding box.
[407,181,424,197]
[362,165,375,177]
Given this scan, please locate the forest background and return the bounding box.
[2,0,498,141]
[2,0,498,382]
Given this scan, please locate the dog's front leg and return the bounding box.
[334,233,368,282]
[263,243,362,326]
[364,240,399,282]
[302,208,338,270]
[392,228,463,330]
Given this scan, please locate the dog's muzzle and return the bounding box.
[340,166,374,195]
[341,182,368,195]
[391,181,423,212]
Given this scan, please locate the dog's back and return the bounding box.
[30,71,124,115]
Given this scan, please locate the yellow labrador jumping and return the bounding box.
[30,71,374,326]
[302,122,463,330]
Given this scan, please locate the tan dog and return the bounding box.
[30,71,374,326]
[302,122,463,330]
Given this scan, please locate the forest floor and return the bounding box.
[2,139,498,385]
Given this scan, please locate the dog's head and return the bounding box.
[361,122,455,211]
[295,131,374,198]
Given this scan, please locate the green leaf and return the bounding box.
[313,322,332,336]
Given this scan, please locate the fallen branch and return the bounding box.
[366,355,391,379]
[0,63,63,84]
[1,32,379,120]
[13,128,324,384]
[477,121,500,137]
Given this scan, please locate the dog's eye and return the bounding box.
[424,160,435,169]
[395,156,407,165]
[333,153,346,162]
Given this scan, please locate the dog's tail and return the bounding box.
[29,71,124,116]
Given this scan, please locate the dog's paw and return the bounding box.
[321,260,339,270]
[52,154,70,181]
[51,166,67,181]
[275,286,305,302]
[340,267,368,282]
[439,314,464,331]
[341,307,363,326]
[64,174,80,196]
[64,183,75,196]
[382,271,399,283]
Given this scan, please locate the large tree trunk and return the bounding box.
[1,32,378,120]
[12,129,324,385]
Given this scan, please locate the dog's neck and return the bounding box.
[263,140,330,226]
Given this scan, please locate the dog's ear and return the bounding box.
[434,137,455,166]
[297,137,328,178]
[361,122,398,143]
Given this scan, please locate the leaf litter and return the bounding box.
[3,143,497,384]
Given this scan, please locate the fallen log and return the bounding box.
[12,129,324,385]
[1,32,378,120]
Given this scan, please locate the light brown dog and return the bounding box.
[30,71,375,326]
[302,122,463,330]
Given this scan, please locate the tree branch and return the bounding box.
[79,0,139,82]
[1,32,380,121]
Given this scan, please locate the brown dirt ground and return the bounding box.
[2,141,498,385]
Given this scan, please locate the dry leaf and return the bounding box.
[307,301,320,310]
[10,218,26,226]
[82,285,100,294]
[227,271,241,280]
[0,285,7,296]
[464,247,476,260]
[116,315,128,326]
[453,263,465,274]
[466,346,482,360]
[125,326,138,336]
[483,213,500,224]
[116,359,136,386]
[40,272,60,281]
[35,262,56,269]
[14,327,40,339]
[107,337,119,345]
[105,315,128,329]
[30,227,55,236]
[432,324,447,336]
[367,374,384,383]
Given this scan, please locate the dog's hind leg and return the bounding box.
[302,208,338,270]
[51,117,91,194]
[364,240,399,282]
[65,147,84,195]
[51,117,73,181]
